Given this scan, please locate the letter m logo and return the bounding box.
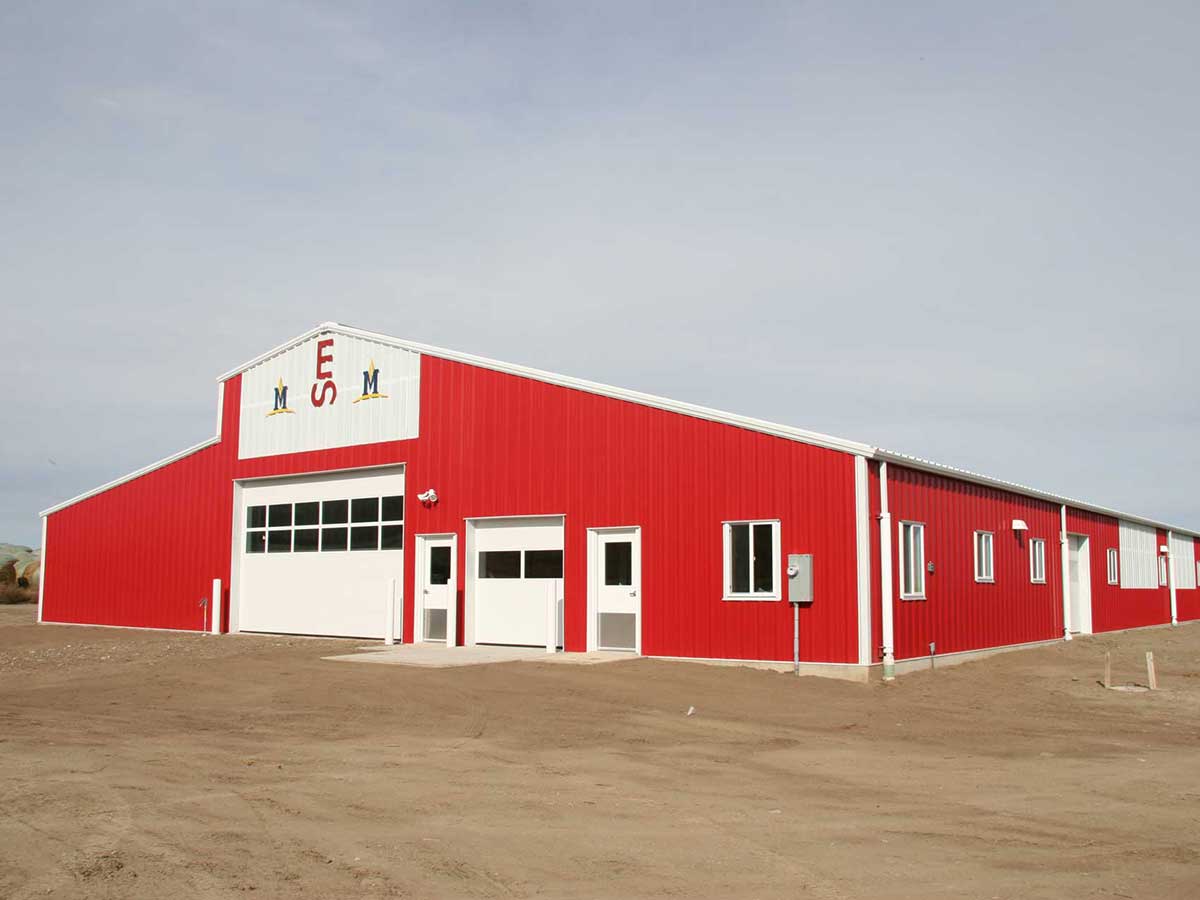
[362,366,379,397]
[273,384,288,411]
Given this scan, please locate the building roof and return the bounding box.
[42,322,1199,538]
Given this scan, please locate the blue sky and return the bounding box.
[3,1,1198,545]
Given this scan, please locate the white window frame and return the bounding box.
[722,519,781,601]
[973,530,995,583]
[898,520,926,600]
[1107,548,1119,585]
[1158,555,1168,587]
[1029,538,1046,584]
[1196,560,1200,586]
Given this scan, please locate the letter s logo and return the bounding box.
[311,380,337,407]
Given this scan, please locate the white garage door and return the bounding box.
[472,516,564,646]
[236,468,405,638]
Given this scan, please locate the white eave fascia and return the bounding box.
[215,321,877,458]
[39,436,220,517]
[873,448,1199,540]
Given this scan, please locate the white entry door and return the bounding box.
[416,534,457,644]
[1068,534,1092,634]
[593,527,641,652]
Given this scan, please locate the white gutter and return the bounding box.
[1059,505,1071,640]
[878,461,895,680]
[873,448,1199,541]
[1167,531,1178,626]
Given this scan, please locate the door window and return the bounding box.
[604,541,633,586]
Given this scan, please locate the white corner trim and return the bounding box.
[39,436,221,517]
[36,515,47,624]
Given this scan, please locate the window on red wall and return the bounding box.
[974,531,994,583]
[1107,548,1119,585]
[1030,538,1046,584]
[899,521,925,600]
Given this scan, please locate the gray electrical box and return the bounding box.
[787,553,813,605]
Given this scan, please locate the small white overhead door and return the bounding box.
[472,516,563,647]
[237,468,405,638]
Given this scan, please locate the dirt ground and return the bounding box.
[2,604,1198,899]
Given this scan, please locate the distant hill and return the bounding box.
[1,544,40,603]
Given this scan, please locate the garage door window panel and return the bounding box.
[267,530,291,553]
[246,530,266,554]
[294,502,319,527]
[525,550,563,578]
[293,528,319,552]
[380,525,404,550]
[381,495,404,522]
[247,506,267,529]
[322,500,349,525]
[480,551,521,578]
[351,525,378,551]
[322,527,348,551]
[351,497,379,523]
[269,504,292,528]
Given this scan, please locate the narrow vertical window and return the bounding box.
[1030,538,1046,583]
[1107,548,1119,585]
[1158,556,1168,587]
[899,521,925,599]
[974,531,994,582]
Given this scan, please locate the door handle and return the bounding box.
[629,590,637,597]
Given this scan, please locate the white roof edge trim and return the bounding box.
[216,322,876,458]
[875,449,1199,540]
[40,436,220,517]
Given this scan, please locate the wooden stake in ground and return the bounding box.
[1104,652,1112,689]
[1146,652,1158,690]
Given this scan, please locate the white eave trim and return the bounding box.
[873,448,1199,540]
[39,436,220,517]
[215,322,876,458]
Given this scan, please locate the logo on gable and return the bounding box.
[353,359,389,403]
[266,378,295,417]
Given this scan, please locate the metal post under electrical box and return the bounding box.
[788,554,813,676]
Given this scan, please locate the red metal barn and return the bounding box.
[37,324,1200,679]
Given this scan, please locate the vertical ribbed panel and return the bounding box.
[404,357,861,662]
[884,465,1063,660]
[1064,508,1171,632]
[1182,541,1200,621]
[1169,532,1196,590]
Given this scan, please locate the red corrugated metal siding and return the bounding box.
[1183,542,1200,622]
[405,357,861,661]
[41,378,243,630]
[1064,508,1170,632]
[43,358,864,661]
[885,465,1063,660]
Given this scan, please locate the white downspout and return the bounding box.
[1167,530,1178,626]
[879,462,896,680]
[1060,505,1071,640]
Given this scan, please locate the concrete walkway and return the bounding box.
[323,643,633,668]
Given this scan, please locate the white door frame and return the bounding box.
[1067,532,1094,635]
[586,526,642,654]
[414,533,457,645]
